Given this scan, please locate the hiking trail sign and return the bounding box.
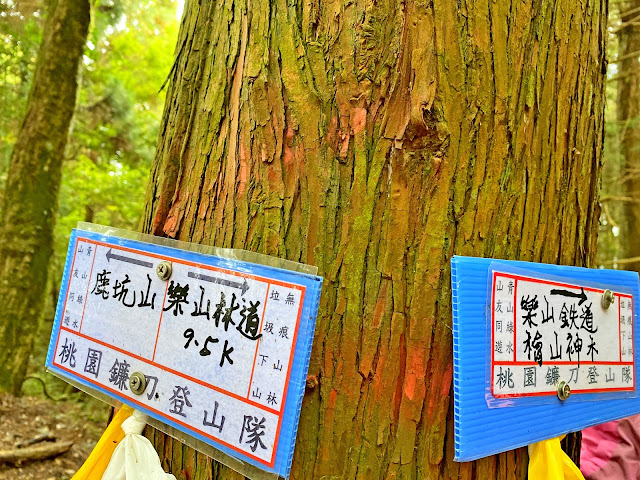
[452,256,640,462]
[491,271,634,398]
[46,225,323,479]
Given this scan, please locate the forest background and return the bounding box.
[0,0,179,399]
[0,0,636,478]
[0,3,179,476]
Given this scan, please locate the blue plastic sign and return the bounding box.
[452,256,640,462]
[46,227,323,478]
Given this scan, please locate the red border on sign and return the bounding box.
[52,360,275,466]
[78,247,97,332]
[513,278,518,362]
[246,286,272,399]
[620,299,623,363]
[493,360,635,366]
[490,271,636,399]
[491,272,495,398]
[57,325,280,415]
[52,236,309,468]
[493,384,635,398]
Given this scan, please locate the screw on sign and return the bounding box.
[156,261,172,281]
[557,381,571,401]
[601,289,615,310]
[46,228,324,479]
[129,371,147,395]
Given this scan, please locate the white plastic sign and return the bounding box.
[491,271,634,398]
[46,227,323,479]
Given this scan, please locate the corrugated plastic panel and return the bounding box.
[452,255,640,461]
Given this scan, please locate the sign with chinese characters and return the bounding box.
[46,227,323,479]
[492,272,634,398]
[451,256,640,463]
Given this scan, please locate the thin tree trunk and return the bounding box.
[619,1,640,268]
[141,0,607,478]
[0,0,90,394]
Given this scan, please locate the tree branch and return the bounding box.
[611,14,640,33]
[0,441,73,465]
[600,195,638,202]
[600,256,640,266]
[609,49,640,64]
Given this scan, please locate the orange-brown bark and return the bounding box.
[141,0,607,478]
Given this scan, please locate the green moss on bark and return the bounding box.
[141,0,606,478]
[0,0,91,394]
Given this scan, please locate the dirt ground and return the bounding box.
[0,393,109,480]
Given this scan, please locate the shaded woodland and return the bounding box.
[0,0,640,479]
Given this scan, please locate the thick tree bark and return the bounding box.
[141,0,606,478]
[619,1,640,268]
[0,0,90,394]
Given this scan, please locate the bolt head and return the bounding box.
[129,372,147,395]
[557,380,571,401]
[602,289,615,309]
[156,261,172,281]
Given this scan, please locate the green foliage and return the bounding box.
[0,1,44,190]
[52,0,179,286]
[0,0,179,395]
[597,0,632,267]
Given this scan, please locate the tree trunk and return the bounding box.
[0,0,90,394]
[141,0,607,478]
[619,1,640,268]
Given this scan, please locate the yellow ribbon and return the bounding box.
[528,436,585,480]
